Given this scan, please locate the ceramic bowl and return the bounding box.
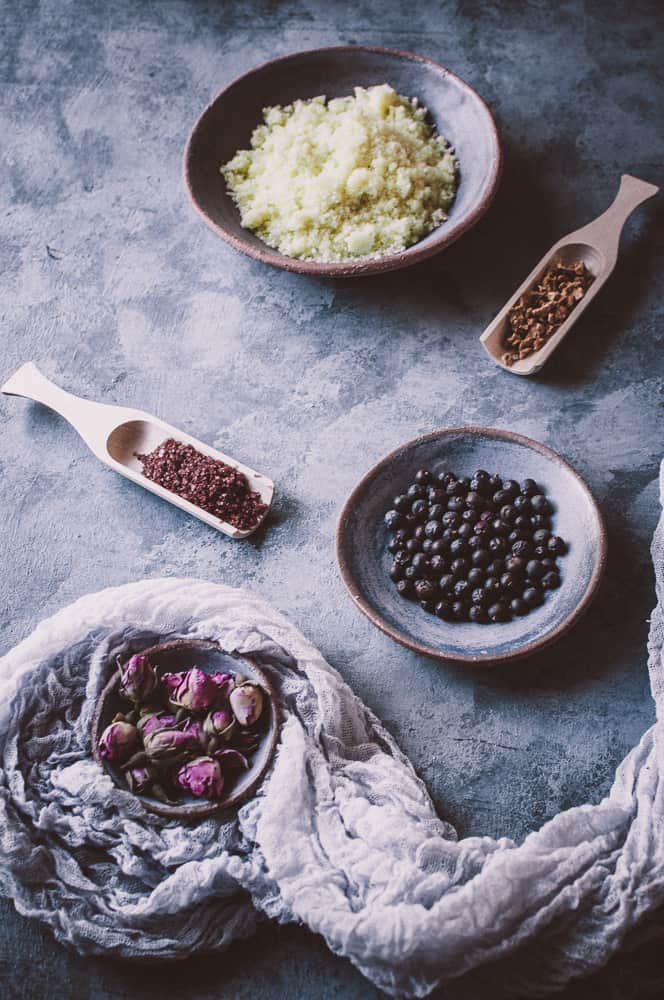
[336,428,607,665]
[92,639,280,819]
[184,45,501,276]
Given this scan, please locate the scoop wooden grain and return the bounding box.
[1,362,274,538]
[480,174,659,375]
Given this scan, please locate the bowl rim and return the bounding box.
[183,44,503,277]
[336,426,608,665]
[91,638,281,819]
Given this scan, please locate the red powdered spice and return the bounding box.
[135,438,267,531]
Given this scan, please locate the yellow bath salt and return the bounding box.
[221,84,458,262]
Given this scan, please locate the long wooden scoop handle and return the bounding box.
[2,362,115,456]
[566,174,659,265]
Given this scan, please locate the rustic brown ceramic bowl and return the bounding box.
[92,639,280,819]
[336,427,607,665]
[184,46,502,276]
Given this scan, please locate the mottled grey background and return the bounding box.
[1,0,663,997]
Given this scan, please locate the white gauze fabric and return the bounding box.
[1,465,664,998]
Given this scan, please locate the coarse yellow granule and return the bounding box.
[221,84,457,262]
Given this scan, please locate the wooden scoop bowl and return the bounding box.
[1,362,274,538]
[480,174,659,375]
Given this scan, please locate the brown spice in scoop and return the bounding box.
[135,438,267,531]
[502,260,594,366]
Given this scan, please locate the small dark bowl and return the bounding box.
[92,639,280,819]
[336,428,607,665]
[184,46,501,276]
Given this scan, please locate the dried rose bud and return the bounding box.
[214,748,249,771]
[138,711,178,737]
[126,765,152,794]
[118,653,157,703]
[229,683,264,727]
[98,721,137,763]
[209,671,234,699]
[203,707,234,738]
[143,726,200,762]
[181,718,206,746]
[161,667,221,712]
[176,756,225,799]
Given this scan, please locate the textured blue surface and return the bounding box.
[1,1,663,997]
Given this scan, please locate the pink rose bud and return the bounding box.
[209,671,234,699]
[229,683,264,727]
[161,667,220,712]
[138,711,178,737]
[143,726,200,762]
[98,721,137,763]
[181,718,206,745]
[118,654,157,703]
[176,756,225,799]
[203,707,234,738]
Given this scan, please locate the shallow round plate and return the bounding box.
[92,639,280,819]
[336,428,607,664]
[184,45,501,277]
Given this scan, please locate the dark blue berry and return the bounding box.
[451,557,469,578]
[411,499,428,520]
[385,510,403,530]
[488,601,510,622]
[530,494,550,514]
[414,579,436,601]
[435,600,453,620]
[523,587,543,608]
[489,536,507,556]
[424,520,443,539]
[548,535,567,555]
[390,562,404,582]
[471,549,491,568]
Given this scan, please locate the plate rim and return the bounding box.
[91,638,281,819]
[182,44,503,277]
[336,426,608,665]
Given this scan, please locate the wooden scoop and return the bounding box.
[1,362,274,538]
[480,174,659,375]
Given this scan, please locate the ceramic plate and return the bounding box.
[184,45,501,276]
[92,639,280,818]
[337,428,607,664]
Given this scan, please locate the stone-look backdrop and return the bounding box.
[1,1,662,997]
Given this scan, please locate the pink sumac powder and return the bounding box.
[135,438,267,531]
